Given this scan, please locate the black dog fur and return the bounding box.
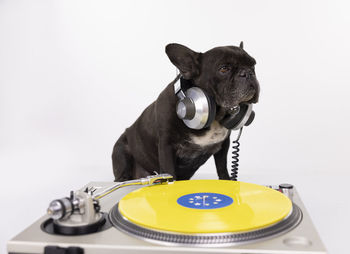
[112,43,259,181]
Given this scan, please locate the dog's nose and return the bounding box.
[239,69,247,77]
[238,69,254,78]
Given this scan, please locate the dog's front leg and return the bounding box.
[158,135,176,179]
[214,136,231,180]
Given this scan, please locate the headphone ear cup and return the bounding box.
[179,87,216,130]
[203,93,216,129]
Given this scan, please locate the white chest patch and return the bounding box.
[189,121,229,147]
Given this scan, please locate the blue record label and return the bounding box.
[177,192,233,209]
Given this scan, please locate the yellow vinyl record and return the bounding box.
[118,180,292,234]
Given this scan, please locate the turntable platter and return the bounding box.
[117,180,292,234]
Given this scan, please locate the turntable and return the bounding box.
[7,174,327,254]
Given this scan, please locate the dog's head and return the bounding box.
[166,43,259,120]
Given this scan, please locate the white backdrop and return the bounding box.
[1,0,349,253]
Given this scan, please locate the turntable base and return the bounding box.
[7,180,327,254]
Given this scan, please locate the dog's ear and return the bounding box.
[239,41,244,49]
[165,43,200,79]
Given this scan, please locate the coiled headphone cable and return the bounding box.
[230,127,243,181]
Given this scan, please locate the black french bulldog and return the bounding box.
[112,42,259,181]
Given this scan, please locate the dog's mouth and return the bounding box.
[219,90,256,109]
[216,105,238,121]
[215,90,257,121]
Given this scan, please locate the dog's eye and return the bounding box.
[219,66,231,74]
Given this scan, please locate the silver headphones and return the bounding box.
[174,75,255,130]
